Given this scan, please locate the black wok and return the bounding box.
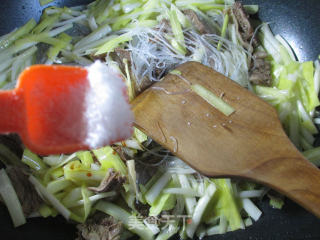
[0,0,320,239]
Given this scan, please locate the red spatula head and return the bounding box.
[0,62,134,155]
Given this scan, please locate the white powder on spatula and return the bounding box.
[84,61,134,149]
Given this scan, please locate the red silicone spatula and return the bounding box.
[0,63,133,155]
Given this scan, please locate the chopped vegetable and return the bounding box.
[29,175,71,220]
[39,0,54,6]
[178,174,197,215]
[268,192,285,209]
[134,127,148,144]
[204,179,244,231]
[126,160,141,201]
[145,172,171,205]
[0,169,26,227]
[303,146,320,166]
[22,149,47,171]
[191,84,235,116]
[168,5,187,55]
[96,201,155,240]
[217,12,229,50]
[186,182,216,238]
[0,0,319,238]
[93,146,127,175]
[241,198,262,221]
[149,180,176,216]
[95,32,133,55]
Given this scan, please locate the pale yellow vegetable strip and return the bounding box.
[191,84,235,116]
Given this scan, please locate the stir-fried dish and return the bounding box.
[0,0,320,239]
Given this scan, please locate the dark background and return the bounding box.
[0,0,320,239]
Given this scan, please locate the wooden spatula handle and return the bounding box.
[243,146,320,217]
[0,90,24,133]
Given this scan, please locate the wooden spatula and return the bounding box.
[132,61,320,217]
